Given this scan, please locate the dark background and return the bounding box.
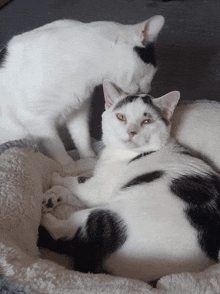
[1,0,220,141]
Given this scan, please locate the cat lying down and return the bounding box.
[40,81,220,283]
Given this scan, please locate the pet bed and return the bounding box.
[1,133,220,293]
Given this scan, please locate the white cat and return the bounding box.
[171,101,220,172]
[0,16,164,174]
[41,80,220,283]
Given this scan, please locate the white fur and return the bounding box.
[42,89,215,282]
[0,16,164,171]
[171,101,220,171]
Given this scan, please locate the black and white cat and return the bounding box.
[41,80,220,283]
[0,16,164,174]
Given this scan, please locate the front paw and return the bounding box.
[41,212,56,228]
[41,213,63,240]
[42,185,72,213]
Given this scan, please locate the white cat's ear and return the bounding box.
[103,79,121,109]
[134,15,165,45]
[153,91,180,120]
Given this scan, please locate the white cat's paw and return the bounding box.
[42,185,72,213]
[41,212,57,228]
[41,213,64,240]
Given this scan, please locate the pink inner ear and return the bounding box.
[153,91,180,120]
[103,80,120,109]
[134,26,144,39]
[105,94,114,109]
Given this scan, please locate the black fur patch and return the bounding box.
[134,43,157,67]
[46,198,54,208]
[122,170,164,189]
[38,210,127,273]
[114,94,169,126]
[113,95,140,111]
[170,174,220,261]
[78,176,90,184]
[0,47,7,68]
[72,209,127,273]
[129,151,155,163]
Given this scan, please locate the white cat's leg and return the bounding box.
[67,102,96,159]
[52,172,110,207]
[28,120,96,175]
[42,185,83,213]
[41,132,74,166]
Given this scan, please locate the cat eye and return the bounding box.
[116,113,127,122]
[141,118,152,125]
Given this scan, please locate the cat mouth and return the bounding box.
[125,139,138,148]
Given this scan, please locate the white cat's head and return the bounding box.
[102,80,180,152]
[97,15,164,94]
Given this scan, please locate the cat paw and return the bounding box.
[42,185,73,213]
[41,213,64,240]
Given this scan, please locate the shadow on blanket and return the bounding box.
[1,139,220,294]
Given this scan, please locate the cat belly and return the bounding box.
[171,102,220,172]
[103,185,213,282]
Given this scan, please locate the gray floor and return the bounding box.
[1,0,220,140]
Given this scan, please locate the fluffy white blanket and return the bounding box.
[1,131,220,293]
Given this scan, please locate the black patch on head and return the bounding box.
[129,151,155,163]
[113,94,169,125]
[134,43,157,67]
[113,95,140,111]
[142,95,170,126]
[170,174,220,261]
[122,170,164,189]
[0,47,7,68]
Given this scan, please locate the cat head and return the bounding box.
[102,80,180,152]
[94,15,164,95]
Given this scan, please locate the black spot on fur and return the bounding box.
[0,47,7,68]
[46,198,53,208]
[170,174,220,261]
[129,151,155,163]
[113,94,169,126]
[134,43,157,67]
[78,176,90,184]
[38,210,127,274]
[71,209,127,273]
[122,170,164,189]
[170,174,219,205]
[114,95,140,111]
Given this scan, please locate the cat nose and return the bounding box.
[128,130,137,139]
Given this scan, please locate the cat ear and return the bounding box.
[103,79,121,109]
[153,91,180,120]
[134,15,165,45]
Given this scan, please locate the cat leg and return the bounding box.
[67,102,96,159]
[29,119,96,175]
[41,209,91,240]
[42,185,84,213]
[52,172,111,207]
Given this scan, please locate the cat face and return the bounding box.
[98,15,164,95]
[102,80,180,152]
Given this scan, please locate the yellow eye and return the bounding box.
[141,118,152,125]
[116,113,126,122]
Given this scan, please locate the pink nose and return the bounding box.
[127,130,137,140]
